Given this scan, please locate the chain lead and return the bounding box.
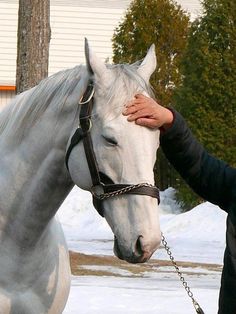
[161,233,205,314]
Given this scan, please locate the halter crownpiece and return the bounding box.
[65,78,160,217]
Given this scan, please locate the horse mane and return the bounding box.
[0,61,154,141]
[0,65,89,140]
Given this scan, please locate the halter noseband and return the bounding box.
[65,79,160,217]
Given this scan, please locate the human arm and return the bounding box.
[160,109,236,211]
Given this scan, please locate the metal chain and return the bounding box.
[92,183,154,200]
[92,182,204,313]
[161,233,205,314]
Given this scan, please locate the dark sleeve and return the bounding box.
[160,109,236,212]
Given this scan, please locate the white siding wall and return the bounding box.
[0,2,18,85]
[0,0,130,85]
[49,5,127,75]
[178,0,202,19]
[0,90,15,110]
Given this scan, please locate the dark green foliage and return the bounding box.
[173,0,236,210]
[112,0,190,197]
[112,0,190,107]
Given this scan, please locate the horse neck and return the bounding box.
[0,102,79,248]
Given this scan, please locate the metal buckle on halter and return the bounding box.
[91,184,105,199]
[79,84,95,105]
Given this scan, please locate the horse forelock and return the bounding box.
[94,62,154,120]
[0,65,89,142]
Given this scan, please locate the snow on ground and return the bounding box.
[64,274,220,314]
[57,186,227,314]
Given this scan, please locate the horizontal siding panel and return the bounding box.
[0,46,16,54]
[50,44,111,53]
[177,0,202,18]
[51,5,124,14]
[0,3,18,9]
[49,47,111,59]
[0,2,17,86]
[50,34,111,42]
[51,40,111,48]
[49,48,111,60]
[51,17,123,26]
[52,28,114,37]
[0,65,16,73]
[0,18,17,25]
[52,23,119,31]
[0,91,16,111]
[0,42,17,49]
[0,0,130,9]
[51,7,124,19]
[0,24,17,32]
[0,31,17,38]
[0,55,16,62]
[50,0,130,9]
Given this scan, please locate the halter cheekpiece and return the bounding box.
[65,78,160,217]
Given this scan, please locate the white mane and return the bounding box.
[0,65,89,140]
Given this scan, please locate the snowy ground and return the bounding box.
[57,186,227,314]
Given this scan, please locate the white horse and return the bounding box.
[0,40,161,313]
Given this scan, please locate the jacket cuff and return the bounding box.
[160,108,184,139]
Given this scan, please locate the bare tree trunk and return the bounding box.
[16,0,51,94]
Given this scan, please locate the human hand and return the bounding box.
[122,94,174,130]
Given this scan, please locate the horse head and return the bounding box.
[67,40,161,263]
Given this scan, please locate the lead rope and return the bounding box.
[161,233,205,314]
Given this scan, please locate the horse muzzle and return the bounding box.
[113,234,160,264]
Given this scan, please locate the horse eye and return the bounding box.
[102,135,118,146]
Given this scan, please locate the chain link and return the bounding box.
[161,233,204,314]
[92,183,154,200]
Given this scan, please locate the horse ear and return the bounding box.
[84,38,111,83]
[137,44,157,83]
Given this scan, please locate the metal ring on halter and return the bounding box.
[79,85,95,105]
[79,117,93,133]
[85,118,92,132]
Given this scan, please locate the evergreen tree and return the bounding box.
[174,0,236,210]
[112,0,190,190]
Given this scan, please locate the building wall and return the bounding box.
[49,4,129,75]
[177,0,202,19]
[0,1,18,86]
[0,90,15,111]
[0,0,131,86]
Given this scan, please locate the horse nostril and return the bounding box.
[135,236,143,256]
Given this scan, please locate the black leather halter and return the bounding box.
[65,79,160,217]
